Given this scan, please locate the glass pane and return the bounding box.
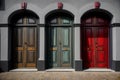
[28,18,35,24]
[86,18,91,23]
[98,18,104,23]
[62,18,70,24]
[51,18,57,24]
[17,19,23,24]
[51,28,57,46]
[62,51,70,63]
[63,28,69,46]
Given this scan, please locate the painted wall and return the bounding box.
[0,0,120,23]
[0,27,8,61]
[115,27,120,61]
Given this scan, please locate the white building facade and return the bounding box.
[0,0,120,72]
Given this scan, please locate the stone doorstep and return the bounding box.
[45,69,75,72]
[10,68,37,72]
[84,68,115,72]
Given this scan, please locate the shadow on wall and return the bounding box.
[0,68,2,72]
[0,63,4,72]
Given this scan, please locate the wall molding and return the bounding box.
[112,23,120,27]
[1,23,120,27]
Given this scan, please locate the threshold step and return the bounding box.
[46,69,75,72]
[84,68,115,72]
[10,68,37,72]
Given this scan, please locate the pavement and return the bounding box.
[0,71,120,80]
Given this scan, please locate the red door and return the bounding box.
[81,17,109,69]
[95,27,109,68]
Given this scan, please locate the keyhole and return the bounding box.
[24,42,27,45]
[59,42,62,45]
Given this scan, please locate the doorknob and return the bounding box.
[97,47,103,51]
[87,48,90,51]
[95,42,98,45]
[99,47,103,50]
[59,42,62,45]
[24,42,27,45]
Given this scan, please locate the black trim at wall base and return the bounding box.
[112,61,120,71]
[75,60,82,71]
[37,60,45,71]
[0,61,8,72]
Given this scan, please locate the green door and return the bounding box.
[49,27,72,68]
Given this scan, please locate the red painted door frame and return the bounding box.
[81,17,109,69]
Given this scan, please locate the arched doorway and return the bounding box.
[81,9,113,69]
[8,9,39,68]
[45,10,74,69]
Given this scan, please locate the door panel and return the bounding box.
[61,28,71,67]
[96,28,108,67]
[27,28,36,46]
[52,51,57,67]
[14,27,37,68]
[82,28,94,68]
[26,27,37,67]
[49,27,72,68]
[49,28,58,67]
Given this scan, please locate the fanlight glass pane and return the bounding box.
[86,18,91,23]
[62,18,70,24]
[17,19,23,24]
[28,18,36,24]
[98,18,104,23]
[51,18,57,24]
[17,18,36,24]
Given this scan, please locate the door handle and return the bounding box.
[23,46,27,50]
[99,47,103,50]
[62,48,69,50]
[87,48,90,51]
[50,48,57,51]
[96,47,103,51]
[24,42,27,45]
[59,42,62,45]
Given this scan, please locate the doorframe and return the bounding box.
[81,26,110,69]
[80,8,113,70]
[45,24,74,69]
[9,25,39,69]
[8,9,39,70]
[45,9,74,69]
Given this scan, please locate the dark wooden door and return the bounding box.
[81,17,109,69]
[13,18,37,68]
